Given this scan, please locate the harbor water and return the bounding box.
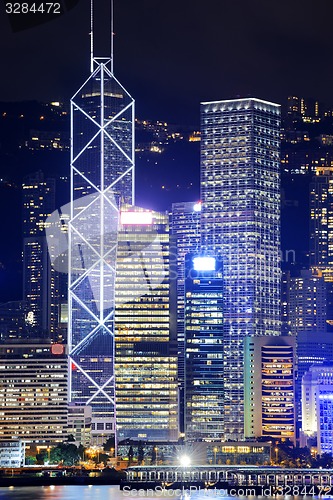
[0,484,326,499]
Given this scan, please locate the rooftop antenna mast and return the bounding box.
[110,0,114,74]
[90,0,114,74]
[90,0,93,73]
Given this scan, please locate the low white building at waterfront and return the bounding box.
[0,440,25,467]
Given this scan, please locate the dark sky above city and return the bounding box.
[1,0,333,124]
[0,0,328,301]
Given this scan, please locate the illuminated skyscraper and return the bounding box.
[310,167,333,278]
[287,269,327,424]
[309,168,333,330]
[115,206,178,441]
[297,331,333,425]
[244,336,296,443]
[200,98,281,440]
[22,171,57,337]
[302,365,333,454]
[184,254,224,441]
[0,301,28,342]
[171,201,201,433]
[68,3,134,439]
[0,340,67,443]
[288,269,327,336]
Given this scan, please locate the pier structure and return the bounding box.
[124,465,333,488]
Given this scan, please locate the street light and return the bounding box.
[154,446,158,466]
[47,447,51,463]
[214,447,218,465]
[275,447,279,464]
[179,455,191,467]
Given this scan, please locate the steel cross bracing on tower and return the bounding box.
[68,0,134,440]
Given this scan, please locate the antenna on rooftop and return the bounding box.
[110,0,114,74]
[90,0,114,74]
[90,0,94,73]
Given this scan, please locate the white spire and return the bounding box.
[111,0,114,74]
[90,0,94,72]
[90,0,114,74]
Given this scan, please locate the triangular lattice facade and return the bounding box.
[68,62,134,428]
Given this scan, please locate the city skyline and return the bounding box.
[2,0,333,457]
[0,93,306,448]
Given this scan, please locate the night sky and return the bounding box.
[0,0,331,301]
[1,0,333,124]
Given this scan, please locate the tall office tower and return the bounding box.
[310,167,333,275]
[0,301,28,342]
[310,166,333,287]
[244,336,296,443]
[310,167,333,327]
[171,201,201,434]
[287,269,327,426]
[302,365,333,454]
[289,269,327,335]
[115,206,178,441]
[68,4,135,441]
[297,331,333,405]
[54,196,70,345]
[287,96,301,118]
[287,97,321,122]
[22,171,58,337]
[184,254,224,441]
[200,98,281,440]
[298,332,333,369]
[0,340,67,442]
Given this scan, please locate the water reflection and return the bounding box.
[0,485,309,500]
